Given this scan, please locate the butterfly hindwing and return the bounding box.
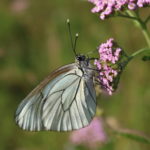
[42,68,96,131]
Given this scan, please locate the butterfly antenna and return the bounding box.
[73,33,79,54]
[67,19,77,56]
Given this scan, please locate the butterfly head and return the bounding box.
[76,54,86,62]
[76,54,90,68]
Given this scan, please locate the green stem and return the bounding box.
[145,15,150,24]
[139,23,150,48]
[116,13,138,20]
[129,47,150,59]
[126,11,150,48]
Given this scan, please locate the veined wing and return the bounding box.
[15,63,76,131]
[15,63,96,131]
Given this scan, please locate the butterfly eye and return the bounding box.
[77,55,86,61]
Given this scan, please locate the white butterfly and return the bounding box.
[15,20,97,131]
[15,55,96,131]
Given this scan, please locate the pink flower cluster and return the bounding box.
[88,0,150,19]
[70,117,107,149]
[94,38,122,95]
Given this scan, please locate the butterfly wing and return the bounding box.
[15,63,96,131]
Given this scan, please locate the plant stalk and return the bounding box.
[126,10,150,48]
[130,48,150,58]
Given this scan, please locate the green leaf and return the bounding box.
[114,129,150,144]
[106,118,150,144]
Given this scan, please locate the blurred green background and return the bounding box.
[0,0,150,150]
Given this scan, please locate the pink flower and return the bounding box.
[88,0,150,20]
[70,117,107,149]
[128,2,137,10]
[11,0,29,13]
[94,38,122,95]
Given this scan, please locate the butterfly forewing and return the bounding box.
[15,62,96,131]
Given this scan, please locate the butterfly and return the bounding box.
[15,20,97,131]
